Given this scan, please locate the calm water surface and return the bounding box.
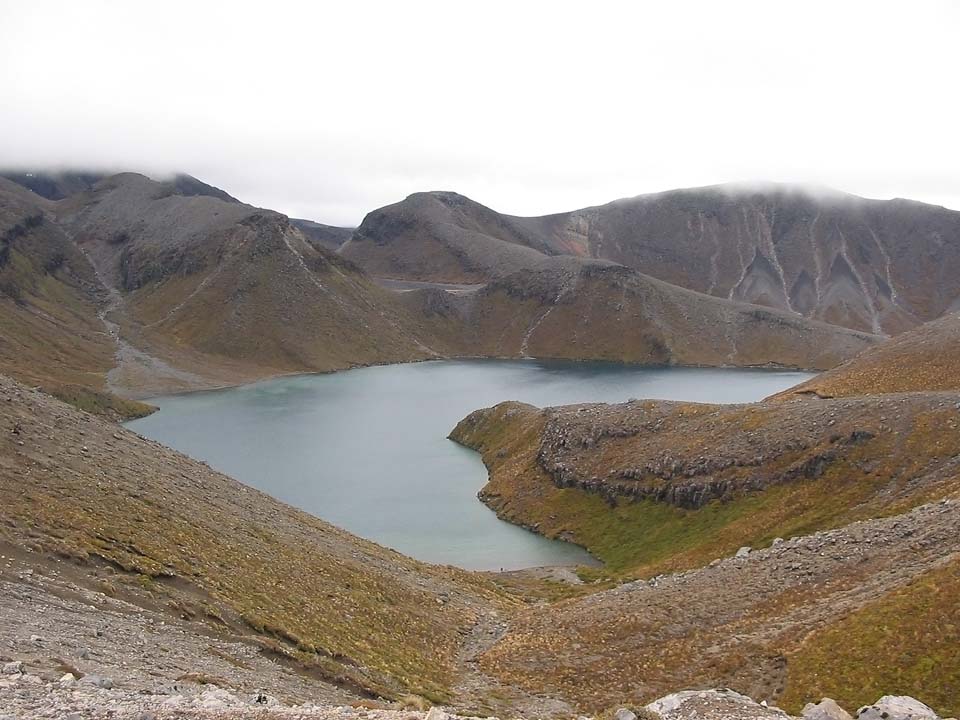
[126,360,813,570]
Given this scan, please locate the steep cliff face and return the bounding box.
[344,185,960,334]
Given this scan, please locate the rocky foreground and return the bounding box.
[1,678,954,720]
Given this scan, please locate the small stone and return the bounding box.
[772,537,785,547]
[615,709,638,720]
[64,714,82,720]
[29,634,44,643]
[2,661,22,674]
[735,546,752,558]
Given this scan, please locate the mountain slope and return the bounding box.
[0,173,879,399]
[341,191,555,283]
[0,373,512,704]
[292,218,354,252]
[448,313,960,712]
[46,173,442,396]
[450,390,960,712]
[345,186,960,334]
[0,178,122,395]
[403,260,878,370]
[780,311,960,398]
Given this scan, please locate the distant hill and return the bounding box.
[291,217,354,252]
[0,170,240,204]
[50,172,441,397]
[403,259,877,370]
[0,170,108,200]
[0,172,878,401]
[343,185,960,334]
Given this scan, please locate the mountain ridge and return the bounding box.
[343,183,960,334]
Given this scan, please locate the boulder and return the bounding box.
[426,707,450,720]
[804,698,853,720]
[79,674,114,689]
[647,689,789,719]
[198,688,240,710]
[615,710,638,720]
[58,672,77,687]
[857,697,939,720]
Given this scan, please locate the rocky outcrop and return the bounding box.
[458,391,958,511]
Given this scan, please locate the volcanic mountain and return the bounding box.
[343,186,960,335]
[0,172,877,403]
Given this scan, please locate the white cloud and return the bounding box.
[1,0,958,224]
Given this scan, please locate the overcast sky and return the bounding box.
[1,1,958,225]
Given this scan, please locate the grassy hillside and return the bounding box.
[450,399,960,712]
[450,391,960,577]
[1,373,512,702]
[781,556,960,716]
[780,312,960,398]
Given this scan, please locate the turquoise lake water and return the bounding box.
[126,360,813,570]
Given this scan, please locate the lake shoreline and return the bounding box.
[126,361,814,571]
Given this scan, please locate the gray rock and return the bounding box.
[1,661,22,674]
[79,673,114,689]
[736,546,752,558]
[615,709,638,720]
[857,696,939,720]
[64,714,82,720]
[804,698,853,720]
[425,707,450,720]
[648,689,789,717]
